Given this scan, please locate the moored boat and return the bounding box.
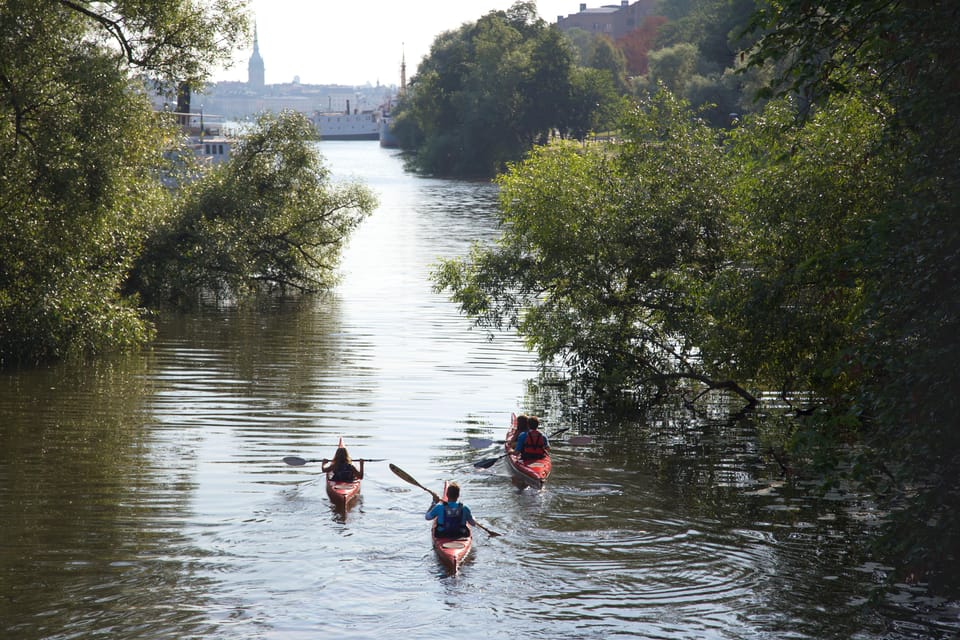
[311,106,379,141]
[432,481,472,572]
[325,438,362,509]
[505,413,552,489]
[378,107,399,148]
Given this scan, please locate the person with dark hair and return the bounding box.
[424,481,476,538]
[506,413,529,453]
[322,445,364,482]
[514,415,549,462]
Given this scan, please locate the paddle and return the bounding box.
[472,428,575,468]
[468,427,571,451]
[283,456,386,466]
[388,463,502,538]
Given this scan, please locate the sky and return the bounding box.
[214,0,585,87]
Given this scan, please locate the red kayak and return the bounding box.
[506,412,552,489]
[432,481,472,572]
[325,438,361,509]
[326,474,361,509]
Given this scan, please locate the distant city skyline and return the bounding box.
[213,0,585,87]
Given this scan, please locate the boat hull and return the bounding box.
[312,111,379,141]
[432,532,472,571]
[505,413,552,489]
[325,476,361,508]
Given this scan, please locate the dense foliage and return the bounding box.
[0,1,244,365]
[0,2,374,366]
[433,0,959,589]
[128,112,376,307]
[389,1,625,178]
[746,0,960,592]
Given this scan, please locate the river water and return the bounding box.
[1,142,957,639]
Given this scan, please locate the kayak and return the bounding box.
[432,481,472,572]
[325,438,361,509]
[326,474,361,509]
[505,412,552,489]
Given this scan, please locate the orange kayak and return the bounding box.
[506,413,552,489]
[432,481,472,572]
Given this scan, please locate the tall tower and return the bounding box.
[248,24,265,89]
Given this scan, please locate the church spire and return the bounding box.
[248,22,265,89]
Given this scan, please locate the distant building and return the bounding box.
[248,24,265,89]
[555,0,658,39]
[190,26,398,120]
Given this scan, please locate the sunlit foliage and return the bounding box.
[390,1,623,178]
[0,1,245,365]
[128,112,377,306]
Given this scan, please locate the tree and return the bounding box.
[616,16,668,76]
[563,67,626,140]
[645,43,699,94]
[128,112,377,307]
[701,94,892,407]
[745,0,960,590]
[390,1,581,178]
[433,90,750,404]
[586,35,629,94]
[0,1,245,365]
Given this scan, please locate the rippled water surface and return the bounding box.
[1,142,957,639]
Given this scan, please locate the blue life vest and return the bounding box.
[439,502,467,536]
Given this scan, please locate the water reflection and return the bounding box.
[0,354,216,638]
[0,142,956,639]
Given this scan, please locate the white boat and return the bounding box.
[169,111,236,165]
[311,110,379,141]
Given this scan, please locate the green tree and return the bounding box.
[746,0,960,589]
[702,94,893,405]
[391,1,580,177]
[644,42,699,94]
[564,66,627,139]
[0,0,245,365]
[586,35,629,94]
[433,90,749,403]
[128,112,377,307]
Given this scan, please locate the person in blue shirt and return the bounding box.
[514,415,549,462]
[425,482,476,538]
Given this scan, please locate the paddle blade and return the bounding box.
[283,456,307,466]
[389,463,417,485]
[473,456,503,469]
[390,464,442,502]
[565,435,593,446]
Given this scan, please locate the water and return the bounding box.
[1,142,957,639]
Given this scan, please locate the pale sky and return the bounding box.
[214,0,584,87]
